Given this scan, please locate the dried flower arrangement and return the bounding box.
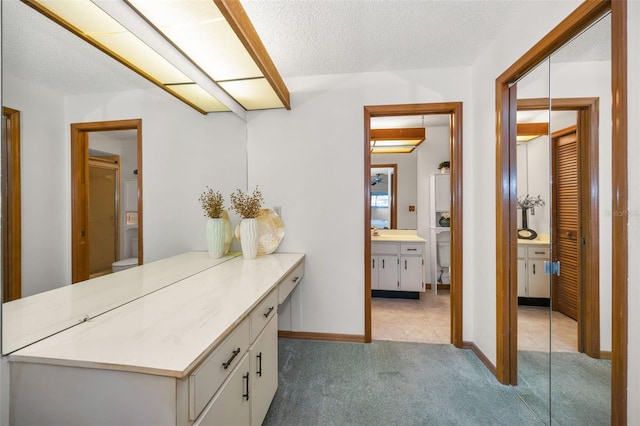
[199,187,225,218]
[517,194,545,210]
[230,186,263,218]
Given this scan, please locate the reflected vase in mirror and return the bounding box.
[517,208,537,240]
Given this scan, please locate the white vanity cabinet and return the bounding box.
[371,241,425,292]
[371,243,399,290]
[9,253,304,426]
[517,243,551,299]
[400,243,424,292]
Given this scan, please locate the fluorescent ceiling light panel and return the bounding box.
[219,78,285,110]
[126,0,262,82]
[371,147,415,154]
[168,84,229,112]
[25,0,290,114]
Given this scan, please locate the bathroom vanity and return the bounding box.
[7,252,305,426]
[371,232,426,297]
[517,239,551,304]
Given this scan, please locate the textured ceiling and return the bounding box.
[2,0,609,100]
[240,0,533,77]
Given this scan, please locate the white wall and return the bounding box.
[247,67,472,336]
[4,74,69,297]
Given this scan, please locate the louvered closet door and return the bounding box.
[553,129,579,320]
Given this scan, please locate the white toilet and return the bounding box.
[436,240,451,285]
[112,237,138,273]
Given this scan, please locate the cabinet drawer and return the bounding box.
[400,243,423,255]
[372,242,398,255]
[251,289,278,342]
[527,246,550,259]
[278,261,304,305]
[189,318,250,420]
[517,246,525,258]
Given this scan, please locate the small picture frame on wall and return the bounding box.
[126,211,138,225]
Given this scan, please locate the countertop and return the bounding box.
[371,231,426,243]
[3,252,240,354]
[517,235,550,246]
[9,253,305,379]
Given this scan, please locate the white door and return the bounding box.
[377,256,398,290]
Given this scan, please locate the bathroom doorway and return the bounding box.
[363,102,463,348]
[71,119,143,283]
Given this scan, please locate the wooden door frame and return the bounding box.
[2,107,21,301]
[495,1,627,423]
[71,119,143,283]
[519,97,600,358]
[370,163,398,229]
[364,102,463,348]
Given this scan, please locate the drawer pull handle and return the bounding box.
[222,348,241,370]
[292,276,300,283]
[534,251,545,255]
[263,306,275,318]
[257,352,263,377]
[243,372,250,401]
[407,248,417,251]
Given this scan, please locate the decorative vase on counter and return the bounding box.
[206,218,226,259]
[239,218,259,259]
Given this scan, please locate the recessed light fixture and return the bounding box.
[22,0,290,118]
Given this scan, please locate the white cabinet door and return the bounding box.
[371,256,379,290]
[377,255,399,290]
[400,256,423,292]
[195,355,250,426]
[250,317,278,426]
[527,258,550,298]
[517,258,527,297]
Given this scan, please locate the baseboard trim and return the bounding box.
[599,350,612,360]
[462,341,497,377]
[278,330,366,343]
[425,283,450,291]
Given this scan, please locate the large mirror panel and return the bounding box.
[1,0,248,354]
[548,14,611,424]
[510,13,612,425]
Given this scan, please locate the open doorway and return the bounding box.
[71,119,143,283]
[363,102,463,349]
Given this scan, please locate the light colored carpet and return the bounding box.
[516,350,610,425]
[263,339,544,425]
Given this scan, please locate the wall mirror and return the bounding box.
[507,12,612,425]
[0,1,247,354]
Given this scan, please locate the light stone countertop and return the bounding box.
[517,234,551,246]
[371,231,426,243]
[3,252,240,354]
[8,253,305,378]
[2,252,239,354]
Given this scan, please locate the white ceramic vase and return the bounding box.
[206,218,226,259]
[239,218,259,260]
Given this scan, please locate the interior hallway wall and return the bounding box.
[247,66,473,338]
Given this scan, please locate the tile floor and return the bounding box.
[371,291,578,352]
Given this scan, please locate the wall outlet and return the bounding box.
[274,206,282,217]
